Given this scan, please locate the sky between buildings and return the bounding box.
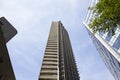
[0,0,115,80]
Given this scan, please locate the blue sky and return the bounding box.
[0,0,114,80]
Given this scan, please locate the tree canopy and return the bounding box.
[89,0,120,35]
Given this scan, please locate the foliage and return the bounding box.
[89,0,120,35]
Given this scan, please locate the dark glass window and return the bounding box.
[113,35,120,50]
[0,21,4,25]
[99,30,105,36]
[0,57,3,63]
[105,32,112,42]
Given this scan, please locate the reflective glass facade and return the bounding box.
[112,34,120,51]
[87,29,120,80]
[83,0,120,80]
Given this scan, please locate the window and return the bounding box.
[0,21,4,25]
[113,35,120,50]
[0,57,3,63]
[105,32,112,42]
[99,30,105,36]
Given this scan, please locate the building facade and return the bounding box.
[83,0,120,80]
[0,17,17,80]
[39,21,79,80]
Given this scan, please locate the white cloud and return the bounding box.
[1,0,115,80]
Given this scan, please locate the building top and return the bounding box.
[0,17,17,43]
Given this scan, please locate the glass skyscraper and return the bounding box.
[39,21,79,80]
[83,0,120,80]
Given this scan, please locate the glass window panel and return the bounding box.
[105,32,112,42]
[112,35,120,50]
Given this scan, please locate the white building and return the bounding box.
[83,0,120,80]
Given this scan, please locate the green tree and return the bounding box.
[89,0,120,35]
